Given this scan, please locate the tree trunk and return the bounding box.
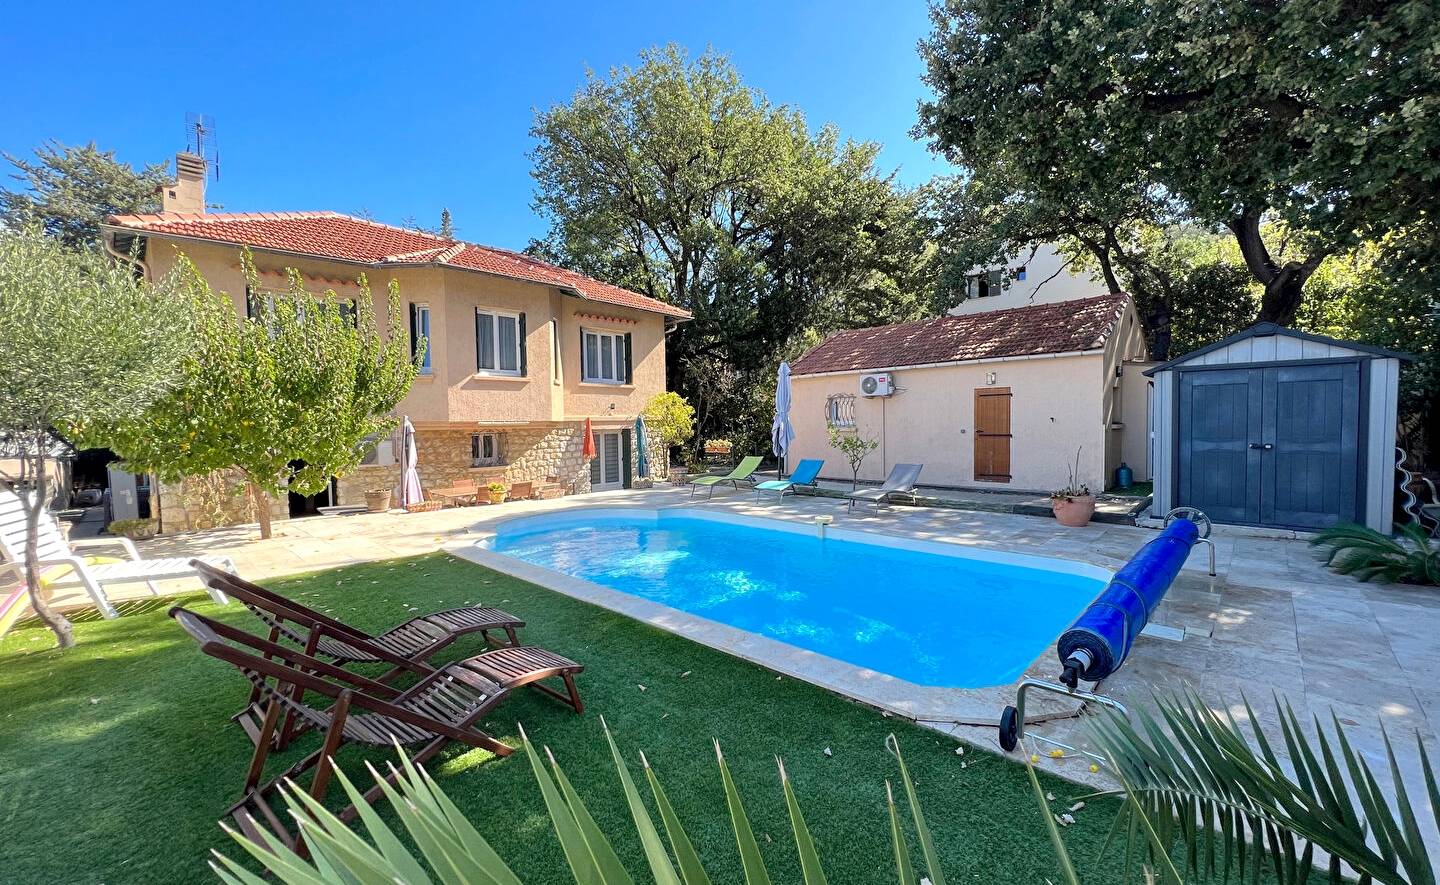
[1256,268,1308,326]
[22,440,74,648]
[249,481,273,540]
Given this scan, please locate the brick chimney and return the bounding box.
[162,152,206,214]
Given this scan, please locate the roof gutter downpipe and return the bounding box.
[102,233,148,280]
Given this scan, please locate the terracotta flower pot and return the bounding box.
[1051,495,1096,527]
[364,489,392,513]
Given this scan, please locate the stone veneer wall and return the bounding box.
[154,469,289,534]
[333,422,609,504]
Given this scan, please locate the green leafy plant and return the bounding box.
[212,724,959,885]
[827,426,879,490]
[1311,522,1440,585]
[1068,689,1440,884]
[643,392,696,451]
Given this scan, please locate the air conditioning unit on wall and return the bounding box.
[859,372,894,397]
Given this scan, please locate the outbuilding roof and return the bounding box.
[790,292,1130,376]
[102,211,691,320]
[1141,322,1414,375]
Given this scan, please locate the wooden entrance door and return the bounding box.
[974,387,1012,483]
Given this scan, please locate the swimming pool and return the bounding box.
[482,508,1109,689]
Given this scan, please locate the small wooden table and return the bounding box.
[430,485,479,507]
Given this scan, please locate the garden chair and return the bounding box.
[689,455,764,499]
[191,561,533,747]
[169,606,582,854]
[508,480,534,500]
[753,458,824,501]
[0,487,233,619]
[845,463,924,513]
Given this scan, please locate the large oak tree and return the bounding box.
[917,0,1440,325]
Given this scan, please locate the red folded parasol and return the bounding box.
[581,417,597,459]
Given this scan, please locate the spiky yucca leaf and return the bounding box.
[1087,688,1438,885]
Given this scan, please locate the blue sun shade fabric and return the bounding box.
[1056,518,1199,682]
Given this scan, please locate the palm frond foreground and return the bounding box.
[210,720,959,884]
[1087,689,1439,885]
[1311,522,1440,585]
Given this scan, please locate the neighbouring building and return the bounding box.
[786,292,1153,494]
[100,153,689,531]
[949,242,1098,315]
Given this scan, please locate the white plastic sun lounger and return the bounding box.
[0,488,232,619]
[845,463,923,513]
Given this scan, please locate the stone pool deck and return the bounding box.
[40,484,1440,832]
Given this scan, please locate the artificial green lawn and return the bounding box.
[0,553,1131,883]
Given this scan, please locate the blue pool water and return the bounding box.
[484,510,1108,688]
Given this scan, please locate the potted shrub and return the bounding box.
[486,482,508,505]
[1054,448,1094,526]
[1050,448,1096,527]
[107,518,157,541]
[364,488,392,513]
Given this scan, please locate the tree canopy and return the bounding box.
[0,226,193,645]
[917,0,1440,325]
[0,141,168,249]
[530,45,935,452]
[75,251,421,539]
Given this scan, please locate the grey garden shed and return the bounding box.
[1146,324,1411,533]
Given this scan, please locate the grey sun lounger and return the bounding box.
[845,463,923,512]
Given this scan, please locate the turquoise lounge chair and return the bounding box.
[753,459,824,501]
[690,455,764,499]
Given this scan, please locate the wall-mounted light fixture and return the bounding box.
[985,371,997,386]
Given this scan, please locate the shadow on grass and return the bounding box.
[2,553,1128,884]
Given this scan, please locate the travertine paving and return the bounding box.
[50,484,1439,836]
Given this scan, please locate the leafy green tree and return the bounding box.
[76,250,421,539]
[917,0,1440,325]
[0,227,192,647]
[1,141,169,249]
[827,426,879,490]
[641,391,696,469]
[531,45,934,448]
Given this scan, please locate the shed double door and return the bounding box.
[1178,363,1360,529]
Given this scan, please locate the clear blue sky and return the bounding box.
[3,1,948,250]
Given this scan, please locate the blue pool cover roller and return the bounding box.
[1055,518,1199,684]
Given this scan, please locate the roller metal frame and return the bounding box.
[997,508,1215,756]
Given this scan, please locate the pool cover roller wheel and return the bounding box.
[997,510,1215,753]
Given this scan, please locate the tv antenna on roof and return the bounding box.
[185,112,220,181]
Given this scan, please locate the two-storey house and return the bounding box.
[100,154,689,530]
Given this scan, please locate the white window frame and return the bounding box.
[413,302,432,375]
[551,319,562,385]
[475,307,522,376]
[471,432,501,467]
[582,328,626,385]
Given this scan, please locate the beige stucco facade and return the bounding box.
[789,300,1152,494]
[128,236,676,531]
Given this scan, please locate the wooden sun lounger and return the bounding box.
[169,606,583,854]
[191,560,528,747]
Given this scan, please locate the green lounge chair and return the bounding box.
[753,458,824,501]
[690,455,764,498]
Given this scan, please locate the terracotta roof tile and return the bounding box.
[104,211,691,319]
[790,293,1130,375]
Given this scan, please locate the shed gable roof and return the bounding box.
[1142,322,1414,375]
[790,292,1130,376]
[102,211,691,320]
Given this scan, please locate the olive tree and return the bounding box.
[77,250,421,539]
[0,227,191,647]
